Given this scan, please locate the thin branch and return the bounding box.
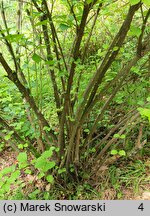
[0,53,57,142]
[81,3,102,64]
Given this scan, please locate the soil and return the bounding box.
[0,148,150,200]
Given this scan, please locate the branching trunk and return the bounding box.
[64,3,141,169]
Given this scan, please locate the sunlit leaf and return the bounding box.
[129,26,142,37]
[46,175,54,183]
[111,150,118,155]
[129,0,140,5]
[119,150,126,156]
[32,53,43,63]
[142,0,150,7]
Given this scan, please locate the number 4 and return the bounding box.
[138,203,144,211]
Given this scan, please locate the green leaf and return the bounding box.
[4,134,11,141]
[147,97,150,102]
[24,169,32,174]
[90,148,96,153]
[0,166,15,176]
[35,160,55,172]
[18,144,24,149]
[58,168,66,174]
[142,0,150,7]
[32,53,42,63]
[119,150,126,156]
[28,189,40,199]
[24,143,28,148]
[17,152,27,162]
[120,134,126,139]
[55,147,60,152]
[84,128,90,133]
[129,26,142,37]
[34,160,46,169]
[34,20,48,27]
[43,126,51,132]
[45,60,54,66]
[111,150,118,155]
[5,34,24,42]
[4,131,13,141]
[137,100,144,106]
[113,46,119,51]
[41,148,55,159]
[87,0,94,4]
[113,134,120,138]
[43,161,56,172]
[129,0,140,5]
[67,116,75,122]
[38,172,45,179]
[59,23,70,31]
[138,108,150,122]
[8,170,20,183]
[46,175,54,183]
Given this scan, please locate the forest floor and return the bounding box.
[0,148,150,200]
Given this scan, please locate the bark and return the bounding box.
[59,2,91,163]
[65,3,141,168]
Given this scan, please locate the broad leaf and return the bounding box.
[32,53,42,63]
[129,26,142,37]
[111,150,118,155]
[138,108,150,122]
[46,175,54,183]
[17,152,27,162]
[59,23,70,31]
[119,150,126,156]
[142,0,150,7]
[129,0,140,5]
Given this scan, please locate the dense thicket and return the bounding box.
[0,0,150,199]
